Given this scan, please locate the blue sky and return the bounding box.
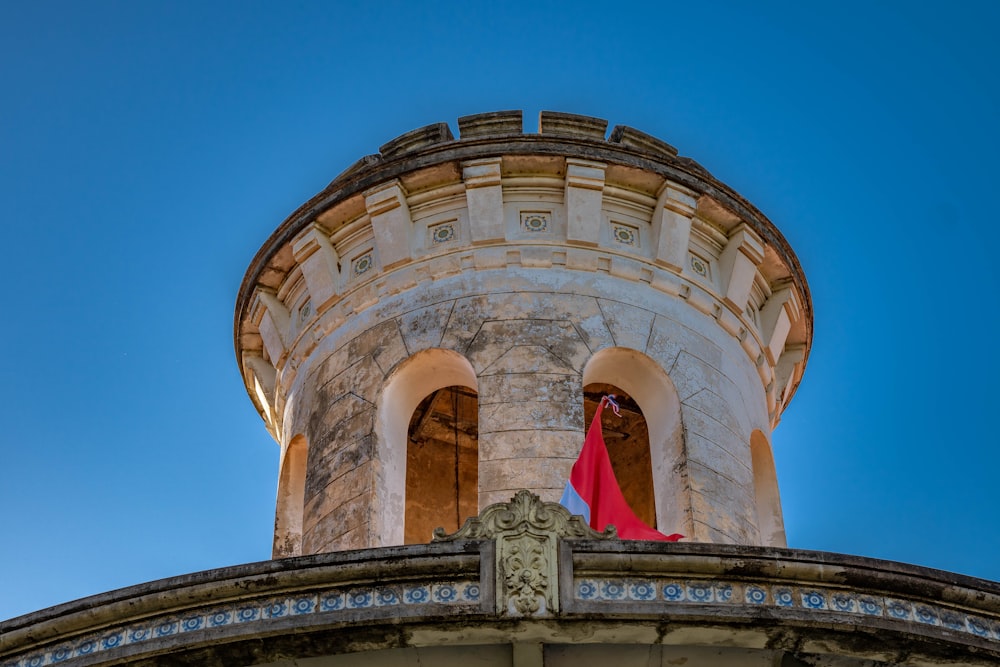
[2,2,998,621]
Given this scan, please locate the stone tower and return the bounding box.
[234,111,811,558]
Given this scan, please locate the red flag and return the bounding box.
[561,396,683,541]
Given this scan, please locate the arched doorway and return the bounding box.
[376,348,479,546]
[405,386,479,543]
[583,347,687,536]
[582,383,656,527]
[750,429,786,547]
[273,434,307,558]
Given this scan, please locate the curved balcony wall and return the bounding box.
[2,495,997,667]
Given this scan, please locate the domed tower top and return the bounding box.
[234,111,811,558]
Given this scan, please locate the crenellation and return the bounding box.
[538,111,608,139]
[457,110,523,138]
[378,122,454,160]
[609,124,679,157]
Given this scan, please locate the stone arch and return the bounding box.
[750,429,786,547]
[583,348,688,536]
[273,434,308,558]
[375,349,479,546]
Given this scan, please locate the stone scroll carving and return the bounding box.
[433,490,614,616]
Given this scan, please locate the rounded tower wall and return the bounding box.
[239,111,811,557]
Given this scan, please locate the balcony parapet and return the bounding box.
[4,493,997,666]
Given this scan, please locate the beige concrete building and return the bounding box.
[2,111,997,666]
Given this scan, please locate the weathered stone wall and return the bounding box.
[284,265,771,551]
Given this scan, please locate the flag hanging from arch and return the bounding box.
[559,395,683,541]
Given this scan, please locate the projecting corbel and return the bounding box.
[718,224,765,312]
[652,182,696,271]
[774,344,805,406]
[463,158,505,244]
[364,180,412,269]
[257,289,291,363]
[760,286,802,365]
[291,225,341,308]
[564,158,606,247]
[245,355,278,424]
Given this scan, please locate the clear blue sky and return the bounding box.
[2,2,998,621]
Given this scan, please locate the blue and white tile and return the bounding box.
[100,630,126,649]
[264,598,290,618]
[49,646,73,663]
[125,625,153,644]
[773,587,795,607]
[431,583,460,604]
[346,589,374,609]
[74,637,101,658]
[914,604,940,626]
[800,590,827,610]
[179,613,206,633]
[966,615,991,637]
[745,585,768,605]
[885,598,913,620]
[290,595,317,615]
[206,608,233,627]
[20,656,44,667]
[459,581,481,602]
[319,590,345,612]
[829,592,857,614]
[628,580,657,601]
[940,611,965,631]
[576,579,600,600]
[153,619,179,637]
[599,580,627,601]
[857,596,883,616]
[685,581,714,603]
[403,584,431,604]
[374,587,400,607]
[714,583,735,603]
[234,604,262,623]
[662,582,685,601]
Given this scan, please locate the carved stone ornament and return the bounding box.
[434,490,614,616]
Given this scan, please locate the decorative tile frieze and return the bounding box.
[571,575,994,642]
[9,580,480,667]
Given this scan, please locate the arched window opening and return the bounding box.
[583,383,656,527]
[583,347,686,537]
[376,349,479,547]
[405,386,479,543]
[273,434,308,558]
[750,429,787,547]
